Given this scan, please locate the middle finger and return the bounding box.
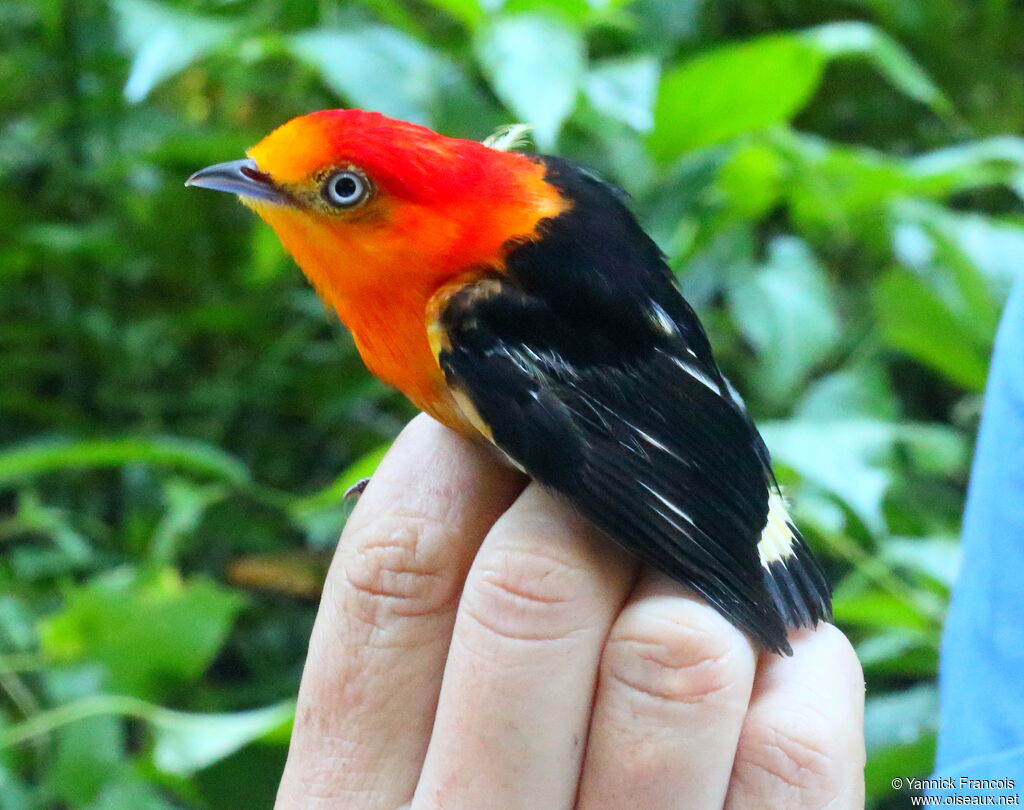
[413,485,636,810]
[576,572,757,809]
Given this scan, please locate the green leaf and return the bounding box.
[867,736,936,802]
[835,590,934,632]
[0,597,34,652]
[884,537,960,587]
[0,436,251,488]
[890,204,1005,351]
[652,23,947,162]
[46,715,125,805]
[773,133,921,238]
[761,419,966,534]
[583,56,659,132]
[857,631,938,677]
[897,424,969,477]
[88,776,179,810]
[0,766,32,810]
[193,745,289,810]
[148,479,228,565]
[499,0,623,25]
[420,0,485,28]
[874,269,990,391]
[151,701,293,775]
[476,14,586,148]
[289,444,389,516]
[40,568,244,699]
[289,443,390,548]
[246,224,290,287]
[894,200,1024,292]
[0,694,290,777]
[727,237,841,401]
[651,34,824,161]
[713,142,786,220]
[9,490,93,569]
[805,21,950,113]
[112,0,234,103]
[289,27,449,126]
[762,419,892,534]
[776,132,1024,242]
[910,136,1024,194]
[865,683,939,752]
[796,364,899,421]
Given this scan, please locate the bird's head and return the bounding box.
[186,109,567,312]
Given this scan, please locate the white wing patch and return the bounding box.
[650,303,679,337]
[639,482,698,529]
[671,356,721,394]
[758,490,797,568]
[634,426,672,455]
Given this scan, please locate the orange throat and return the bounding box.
[248,155,567,433]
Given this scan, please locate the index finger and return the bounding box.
[276,415,524,809]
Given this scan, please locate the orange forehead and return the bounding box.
[247,109,503,203]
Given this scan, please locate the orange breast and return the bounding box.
[248,153,568,436]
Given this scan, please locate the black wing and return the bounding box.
[433,157,830,653]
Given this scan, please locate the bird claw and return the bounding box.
[343,477,371,501]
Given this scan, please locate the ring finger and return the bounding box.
[576,572,758,809]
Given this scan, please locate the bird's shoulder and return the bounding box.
[506,155,680,326]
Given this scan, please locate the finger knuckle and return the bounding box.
[733,709,839,800]
[604,599,751,707]
[277,742,383,809]
[459,542,597,645]
[340,513,458,625]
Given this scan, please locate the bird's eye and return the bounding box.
[322,170,369,208]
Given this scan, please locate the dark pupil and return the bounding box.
[334,175,358,200]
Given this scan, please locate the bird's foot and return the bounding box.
[343,477,371,501]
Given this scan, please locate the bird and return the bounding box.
[186,108,831,654]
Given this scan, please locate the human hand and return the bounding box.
[274,415,865,809]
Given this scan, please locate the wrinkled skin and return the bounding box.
[274,415,866,810]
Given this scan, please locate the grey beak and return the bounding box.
[185,158,288,204]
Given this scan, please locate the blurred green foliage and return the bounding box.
[2,0,1022,806]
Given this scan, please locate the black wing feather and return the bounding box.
[439,279,789,650]
[435,156,829,653]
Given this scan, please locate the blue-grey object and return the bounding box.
[934,277,1024,797]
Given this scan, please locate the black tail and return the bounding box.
[762,524,832,655]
